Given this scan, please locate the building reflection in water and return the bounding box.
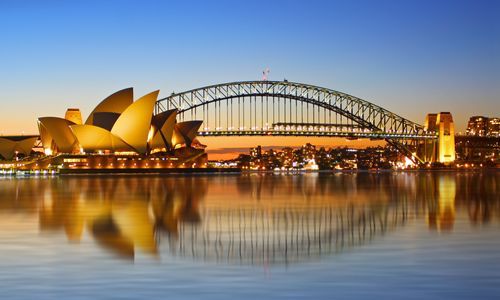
[0,172,498,264]
[427,175,456,232]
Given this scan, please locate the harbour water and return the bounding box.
[0,172,499,299]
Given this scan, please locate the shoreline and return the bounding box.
[59,167,241,175]
[1,167,498,178]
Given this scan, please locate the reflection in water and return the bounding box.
[427,176,456,231]
[0,172,498,264]
[92,214,134,259]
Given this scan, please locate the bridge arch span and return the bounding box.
[156,81,435,163]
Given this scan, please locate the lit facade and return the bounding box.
[436,112,456,163]
[466,116,499,137]
[31,88,206,170]
[488,118,500,137]
[64,108,83,125]
[422,112,456,164]
[466,116,489,136]
[37,88,203,156]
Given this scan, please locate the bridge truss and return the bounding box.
[156,81,436,163]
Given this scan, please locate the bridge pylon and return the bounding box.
[419,112,456,164]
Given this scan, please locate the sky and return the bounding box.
[0,0,498,158]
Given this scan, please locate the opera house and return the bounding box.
[1,88,207,172]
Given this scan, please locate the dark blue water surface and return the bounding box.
[0,172,499,299]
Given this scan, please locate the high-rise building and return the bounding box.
[488,118,500,137]
[250,145,262,158]
[466,116,499,137]
[466,116,489,136]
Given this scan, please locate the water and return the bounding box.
[0,172,499,299]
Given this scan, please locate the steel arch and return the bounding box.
[156,81,435,163]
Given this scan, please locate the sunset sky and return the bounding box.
[0,0,498,159]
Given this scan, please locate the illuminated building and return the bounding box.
[234,143,402,171]
[68,90,159,154]
[32,88,206,170]
[455,135,500,164]
[38,88,203,155]
[456,116,500,164]
[466,116,489,136]
[38,117,79,154]
[250,145,262,158]
[465,116,499,137]
[488,118,500,137]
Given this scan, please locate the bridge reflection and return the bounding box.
[161,197,407,265]
[0,173,498,263]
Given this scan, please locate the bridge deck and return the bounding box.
[198,130,437,139]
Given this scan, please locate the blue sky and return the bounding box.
[0,0,498,135]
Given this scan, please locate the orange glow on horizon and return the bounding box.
[200,136,386,160]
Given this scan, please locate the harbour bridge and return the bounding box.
[156,81,437,164]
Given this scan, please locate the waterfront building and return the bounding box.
[37,88,203,156]
[466,116,489,136]
[488,118,500,137]
[250,145,262,158]
[456,117,500,164]
[12,87,208,171]
[231,143,403,171]
[455,135,499,165]
[466,116,499,137]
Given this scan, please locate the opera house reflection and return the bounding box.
[0,173,498,264]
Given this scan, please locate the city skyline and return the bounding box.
[1,0,498,154]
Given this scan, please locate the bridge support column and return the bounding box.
[437,112,455,163]
[420,112,455,164]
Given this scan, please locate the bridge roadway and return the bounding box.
[198,129,436,140]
